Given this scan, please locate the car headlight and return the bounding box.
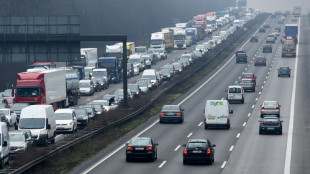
[100,82,104,85]
[67,122,73,126]
[136,92,139,94]
[112,77,116,80]
[83,116,88,120]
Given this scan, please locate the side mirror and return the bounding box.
[230,110,233,114]
[125,143,129,146]
[3,141,7,147]
[212,144,216,147]
[154,143,158,146]
[182,144,186,147]
[47,124,51,129]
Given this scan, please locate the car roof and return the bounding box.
[263,116,279,119]
[188,139,208,143]
[131,137,151,140]
[55,108,74,113]
[229,85,242,88]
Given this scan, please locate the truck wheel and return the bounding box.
[204,123,208,130]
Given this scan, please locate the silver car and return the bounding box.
[260,101,281,117]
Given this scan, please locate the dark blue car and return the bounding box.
[259,116,283,135]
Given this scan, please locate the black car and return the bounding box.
[236,53,248,63]
[250,35,258,42]
[73,108,89,128]
[259,116,283,135]
[254,56,267,66]
[259,27,266,33]
[263,23,270,28]
[263,44,272,53]
[183,139,216,165]
[128,84,141,98]
[235,49,246,56]
[160,105,185,123]
[278,66,291,77]
[126,137,158,162]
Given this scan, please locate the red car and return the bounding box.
[3,97,15,108]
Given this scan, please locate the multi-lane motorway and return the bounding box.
[69,14,307,174]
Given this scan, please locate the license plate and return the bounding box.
[167,113,174,116]
[193,151,202,153]
[135,147,144,150]
[208,117,215,120]
[267,127,274,130]
[77,122,81,124]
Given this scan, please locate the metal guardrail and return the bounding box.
[7,14,267,174]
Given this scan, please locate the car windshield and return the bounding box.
[137,81,147,87]
[256,57,265,60]
[79,82,90,88]
[262,118,280,123]
[55,113,72,120]
[74,109,87,116]
[19,118,45,129]
[237,53,246,57]
[151,39,163,45]
[181,55,191,59]
[264,101,277,106]
[229,88,241,93]
[280,67,289,70]
[92,71,107,77]
[162,105,180,112]
[142,75,155,80]
[135,48,146,53]
[161,69,170,75]
[11,104,28,110]
[0,110,9,115]
[129,59,141,64]
[130,138,150,146]
[196,46,204,49]
[92,105,102,111]
[85,107,94,113]
[10,134,25,142]
[128,85,138,90]
[188,142,207,148]
[5,98,13,104]
[173,63,181,69]
[241,79,252,83]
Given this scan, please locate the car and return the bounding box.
[278,19,285,24]
[83,105,96,119]
[263,44,272,53]
[260,101,281,117]
[139,78,152,90]
[250,35,258,42]
[163,64,176,75]
[241,73,257,86]
[266,34,276,43]
[226,86,244,104]
[92,99,118,112]
[274,27,281,32]
[0,113,9,127]
[126,137,158,162]
[128,84,141,98]
[182,139,216,165]
[3,89,13,97]
[160,69,172,81]
[236,52,248,63]
[137,80,150,94]
[73,108,89,128]
[239,79,255,92]
[127,63,134,77]
[0,108,17,126]
[87,102,105,115]
[235,49,246,56]
[259,116,283,135]
[9,130,34,155]
[196,45,206,54]
[155,71,163,85]
[278,66,291,77]
[55,108,78,133]
[159,105,185,123]
[79,80,95,96]
[254,56,267,66]
[10,103,29,122]
[259,27,266,33]
[271,14,276,18]
[172,62,183,73]
[263,23,270,28]
[3,97,14,108]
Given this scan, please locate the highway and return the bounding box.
[67,15,297,174]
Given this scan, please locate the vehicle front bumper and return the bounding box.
[56,125,74,132]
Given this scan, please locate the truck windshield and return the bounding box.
[106,52,121,58]
[19,118,45,129]
[55,113,72,120]
[174,35,186,40]
[208,20,216,24]
[92,71,107,77]
[151,40,163,45]
[16,87,40,97]
[98,62,116,68]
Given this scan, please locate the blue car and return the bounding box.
[259,116,283,135]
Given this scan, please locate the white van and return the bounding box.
[204,100,233,129]
[226,85,244,104]
[18,105,56,145]
[142,69,159,88]
[0,122,9,168]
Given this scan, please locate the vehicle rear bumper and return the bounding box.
[160,116,182,122]
[261,110,280,115]
[126,151,153,158]
[183,155,211,161]
[260,126,282,132]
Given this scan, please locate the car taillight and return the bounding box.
[184,148,188,154]
[207,148,211,154]
[227,116,229,120]
[260,123,264,126]
[261,107,265,110]
[276,107,279,110]
[264,60,266,63]
[277,123,281,126]
[278,70,280,73]
[176,112,182,115]
[250,83,254,85]
[146,146,153,151]
[127,146,133,150]
[204,115,207,121]
[252,78,255,80]
[240,83,244,85]
[255,60,257,63]
[160,112,165,115]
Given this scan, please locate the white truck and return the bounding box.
[173,28,187,49]
[150,31,174,52]
[204,100,233,129]
[105,44,123,59]
[80,48,98,67]
[175,23,189,29]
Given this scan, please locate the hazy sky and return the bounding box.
[247,0,310,13]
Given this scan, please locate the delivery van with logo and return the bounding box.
[204,100,233,129]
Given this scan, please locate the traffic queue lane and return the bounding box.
[222,17,299,173]
[70,15,282,174]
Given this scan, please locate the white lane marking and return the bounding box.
[248,64,250,67]
[259,92,261,95]
[187,132,193,138]
[239,76,241,79]
[174,145,181,151]
[248,113,251,117]
[243,122,246,127]
[252,105,255,109]
[229,145,234,151]
[250,61,253,63]
[81,120,159,174]
[221,98,224,100]
[256,98,258,101]
[198,122,203,126]
[266,76,268,79]
[245,68,247,71]
[235,81,238,84]
[236,133,241,138]
[268,72,270,74]
[264,81,266,84]
[221,161,227,168]
[158,161,167,168]
[284,17,300,174]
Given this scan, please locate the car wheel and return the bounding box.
[226,124,230,129]
[159,119,163,124]
[241,99,244,104]
[288,74,291,77]
[126,157,131,162]
[204,123,208,130]
[0,159,4,169]
[278,75,280,77]
[260,114,263,118]
[259,129,262,134]
[279,131,282,135]
[50,133,56,144]
[253,88,255,92]
[183,159,188,165]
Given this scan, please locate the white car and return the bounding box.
[0,109,17,126]
[196,45,206,54]
[212,36,222,44]
[55,109,77,133]
[92,100,118,112]
[202,42,211,51]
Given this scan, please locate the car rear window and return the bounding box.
[264,101,277,106]
[162,105,180,112]
[256,57,265,60]
[280,67,289,70]
[242,79,252,83]
[262,118,279,123]
[188,142,207,148]
[130,138,150,146]
[243,74,253,78]
[229,88,241,93]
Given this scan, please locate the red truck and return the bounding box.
[15,69,67,110]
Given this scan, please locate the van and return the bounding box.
[18,105,56,145]
[0,122,9,168]
[142,69,159,88]
[226,85,244,104]
[79,80,95,96]
[204,100,233,129]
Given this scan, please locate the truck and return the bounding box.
[105,44,123,70]
[62,67,80,106]
[194,21,208,35]
[80,48,97,67]
[97,57,122,84]
[115,42,135,59]
[281,24,298,57]
[207,19,217,33]
[27,62,57,70]
[192,25,205,40]
[175,23,188,29]
[173,28,187,49]
[283,24,298,43]
[150,31,174,52]
[293,6,301,17]
[185,28,198,45]
[15,69,67,110]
